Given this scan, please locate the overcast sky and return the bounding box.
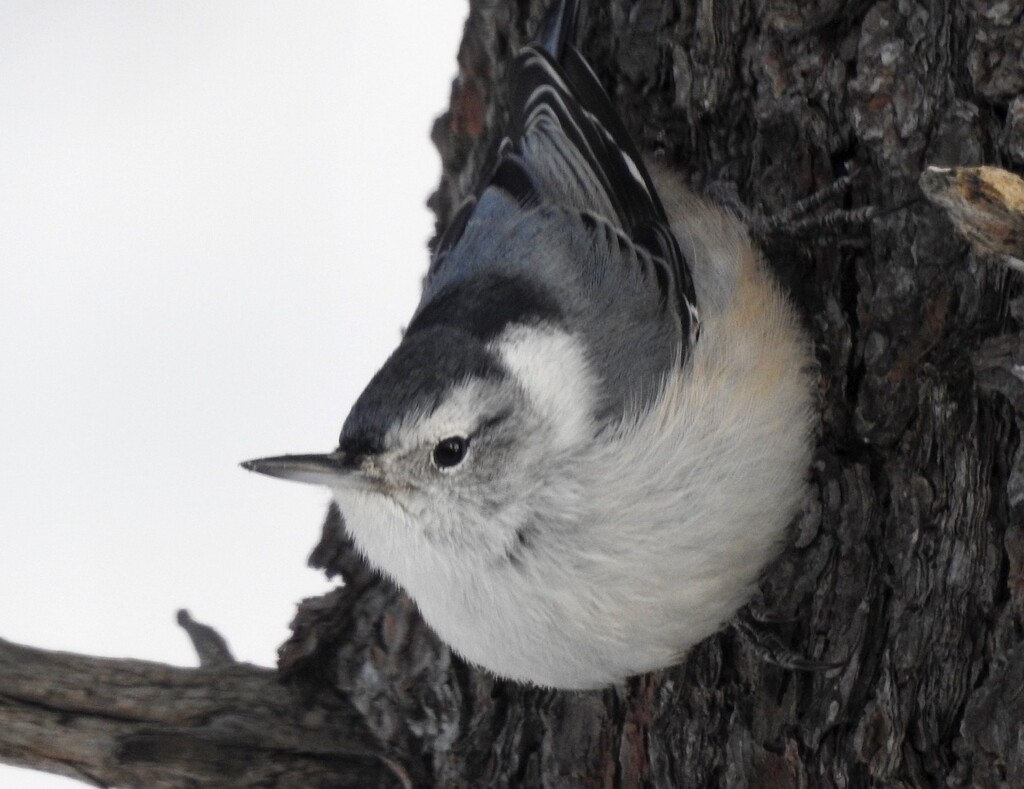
[0,2,466,785]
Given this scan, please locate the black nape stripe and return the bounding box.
[338,323,506,458]
[408,274,562,342]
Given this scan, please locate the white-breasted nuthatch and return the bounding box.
[243,0,814,689]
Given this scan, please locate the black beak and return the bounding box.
[240,451,353,487]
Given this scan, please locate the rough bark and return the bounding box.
[0,637,409,788]
[3,1,1023,786]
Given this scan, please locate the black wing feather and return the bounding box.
[433,0,699,352]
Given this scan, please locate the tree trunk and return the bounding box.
[3,1,1023,786]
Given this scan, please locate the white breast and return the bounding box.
[410,192,814,689]
[337,189,813,690]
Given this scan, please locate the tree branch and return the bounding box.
[0,637,407,788]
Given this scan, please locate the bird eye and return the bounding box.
[432,436,469,469]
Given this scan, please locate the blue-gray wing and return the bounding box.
[419,0,699,419]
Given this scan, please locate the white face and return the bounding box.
[330,374,530,570]
[330,324,597,576]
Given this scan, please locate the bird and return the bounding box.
[242,0,814,690]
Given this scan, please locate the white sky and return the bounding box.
[0,2,466,786]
